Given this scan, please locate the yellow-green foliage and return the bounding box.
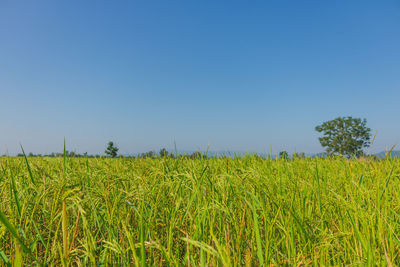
[0,156,399,266]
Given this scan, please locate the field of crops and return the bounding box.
[0,155,399,266]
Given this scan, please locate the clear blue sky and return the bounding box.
[1,1,399,155]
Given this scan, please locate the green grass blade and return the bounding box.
[20,144,35,185]
[0,249,11,267]
[0,210,40,264]
[10,170,21,217]
[251,197,264,266]
[346,210,366,253]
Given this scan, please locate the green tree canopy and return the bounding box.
[159,148,169,157]
[315,117,371,157]
[105,141,119,158]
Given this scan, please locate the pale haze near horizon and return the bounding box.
[1,1,399,156]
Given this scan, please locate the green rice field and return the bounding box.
[0,155,399,266]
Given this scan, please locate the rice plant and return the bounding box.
[0,155,399,265]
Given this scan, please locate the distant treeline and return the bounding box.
[13,148,381,160]
[15,150,215,159]
[16,151,97,158]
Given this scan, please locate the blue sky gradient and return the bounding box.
[1,1,399,155]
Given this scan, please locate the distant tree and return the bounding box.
[159,148,169,157]
[279,151,289,160]
[315,117,371,158]
[105,141,119,158]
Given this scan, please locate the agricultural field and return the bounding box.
[0,155,399,266]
